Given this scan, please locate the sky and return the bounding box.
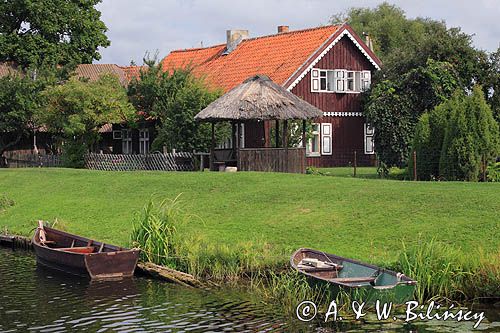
[96,0,500,66]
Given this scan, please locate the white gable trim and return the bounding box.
[286,29,380,91]
[323,112,363,117]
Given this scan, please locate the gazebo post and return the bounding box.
[231,121,237,156]
[210,122,215,171]
[282,120,289,172]
[275,120,280,148]
[282,120,288,148]
[302,120,307,148]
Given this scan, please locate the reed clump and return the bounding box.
[131,196,284,281]
[396,239,500,303]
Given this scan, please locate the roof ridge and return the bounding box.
[243,24,338,42]
[169,25,339,54]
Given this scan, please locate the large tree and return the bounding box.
[335,3,492,167]
[0,73,46,156]
[128,60,227,152]
[332,2,488,88]
[486,47,500,124]
[364,59,460,166]
[40,74,136,167]
[0,0,110,69]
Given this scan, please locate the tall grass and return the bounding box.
[396,239,500,303]
[131,196,285,281]
[131,196,185,269]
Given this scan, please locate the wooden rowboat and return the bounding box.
[291,248,417,303]
[32,221,140,280]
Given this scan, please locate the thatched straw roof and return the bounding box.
[195,75,323,121]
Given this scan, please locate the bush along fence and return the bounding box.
[84,152,194,171]
[408,151,498,182]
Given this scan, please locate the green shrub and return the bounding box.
[487,162,500,182]
[440,87,500,181]
[61,140,87,168]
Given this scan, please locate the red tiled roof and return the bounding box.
[120,66,144,83]
[161,25,341,92]
[75,64,127,85]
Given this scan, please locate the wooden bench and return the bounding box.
[330,277,376,284]
[56,246,95,254]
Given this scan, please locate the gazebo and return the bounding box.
[195,75,323,173]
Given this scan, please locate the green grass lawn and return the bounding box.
[1,168,499,265]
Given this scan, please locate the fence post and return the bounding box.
[353,150,357,178]
[413,150,417,181]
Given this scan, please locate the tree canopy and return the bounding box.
[0,0,110,69]
[128,60,227,152]
[333,2,495,168]
[0,74,45,155]
[40,74,135,166]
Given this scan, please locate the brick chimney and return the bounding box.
[277,25,289,34]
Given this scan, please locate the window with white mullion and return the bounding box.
[310,68,371,93]
[364,123,375,155]
[307,123,320,156]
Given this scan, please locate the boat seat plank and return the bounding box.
[56,246,95,254]
[330,277,376,283]
[298,265,339,272]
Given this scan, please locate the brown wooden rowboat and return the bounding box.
[32,221,140,280]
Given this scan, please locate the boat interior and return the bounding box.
[36,222,122,254]
[293,249,386,286]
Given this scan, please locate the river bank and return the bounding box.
[1,247,499,332]
[1,168,499,307]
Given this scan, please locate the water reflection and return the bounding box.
[0,248,498,332]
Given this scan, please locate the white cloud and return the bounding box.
[96,0,499,65]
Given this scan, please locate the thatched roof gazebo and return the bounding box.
[195,75,323,173]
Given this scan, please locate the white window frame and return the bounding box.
[307,123,320,157]
[122,129,132,155]
[139,129,150,155]
[361,71,371,91]
[364,123,375,155]
[321,123,332,155]
[311,68,371,94]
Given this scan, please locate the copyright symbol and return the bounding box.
[296,301,317,322]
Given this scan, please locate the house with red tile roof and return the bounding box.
[161,23,381,167]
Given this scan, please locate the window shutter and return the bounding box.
[364,123,375,154]
[321,123,332,155]
[335,70,346,92]
[311,69,319,92]
[361,71,371,91]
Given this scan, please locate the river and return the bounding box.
[0,248,498,332]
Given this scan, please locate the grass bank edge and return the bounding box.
[130,197,500,306]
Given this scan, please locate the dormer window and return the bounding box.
[311,69,371,93]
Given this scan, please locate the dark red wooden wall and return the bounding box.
[290,36,377,167]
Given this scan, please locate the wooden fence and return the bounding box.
[3,151,62,168]
[238,147,306,173]
[85,152,194,171]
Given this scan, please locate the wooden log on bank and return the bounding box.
[136,262,206,288]
[0,235,32,250]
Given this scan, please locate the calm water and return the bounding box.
[0,248,499,332]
